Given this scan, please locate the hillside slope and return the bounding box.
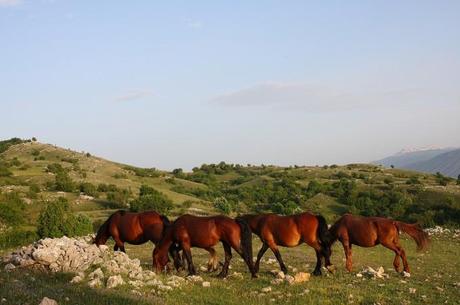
[1,138,460,251]
[405,148,460,178]
[374,147,456,168]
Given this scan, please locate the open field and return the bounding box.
[1,139,460,304]
[1,235,459,305]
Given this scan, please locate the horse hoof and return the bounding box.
[327,265,336,274]
[313,270,322,276]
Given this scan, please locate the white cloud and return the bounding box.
[211,81,452,112]
[114,90,153,102]
[0,0,22,7]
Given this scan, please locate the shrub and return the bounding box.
[55,172,75,192]
[0,138,24,154]
[0,192,26,226]
[130,185,173,215]
[213,196,232,214]
[0,229,37,249]
[31,149,40,156]
[97,183,118,192]
[37,197,93,238]
[106,189,131,206]
[0,165,12,177]
[79,182,98,197]
[406,176,421,185]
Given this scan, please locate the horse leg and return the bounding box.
[313,249,323,276]
[254,243,269,273]
[218,242,232,278]
[180,243,196,276]
[341,239,353,272]
[381,239,410,273]
[113,236,125,253]
[267,241,287,274]
[205,247,218,272]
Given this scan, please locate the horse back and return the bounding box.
[333,214,394,247]
[173,214,224,247]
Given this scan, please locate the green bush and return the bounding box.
[37,197,93,238]
[106,188,131,206]
[130,185,173,215]
[55,172,75,192]
[0,229,37,249]
[213,196,232,214]
[79,182,98,197]
[0,138,24,154]
[0,192,26,226]
[406,176,421,185]
[0,165,12,177]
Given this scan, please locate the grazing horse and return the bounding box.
[329,214,429,273]
[94,210,171,252]
[240,212,332,276]
[153,214,256,278]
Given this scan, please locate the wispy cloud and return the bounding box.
[211,81,441,112]
[0,0,22,7]
[114,90,153,102]
[186,19,203,29]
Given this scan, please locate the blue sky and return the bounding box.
[1,0,459,170]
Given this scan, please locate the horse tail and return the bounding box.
[160,214,170,227]
[94,210,124,245]
[316,214,332,246]
[394,221,430,251]
[235,217,255,276]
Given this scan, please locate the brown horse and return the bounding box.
[240,212,332,276]
[153,214,256,278]
[94,210,170,252]
[329,214,429,273]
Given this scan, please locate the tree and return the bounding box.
[213,197,232,214]
[37,197,93,238]
[55,171,75,192]
[172,168,185,178]
[79,182,98,197]
[130,185,173,215]
[457,174,460,185]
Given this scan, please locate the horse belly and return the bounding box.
[275,229,301,247]
[190,234,219,248]
[349,228,378,247]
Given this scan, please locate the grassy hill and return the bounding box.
[1,138,460,250]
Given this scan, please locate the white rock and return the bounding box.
[88,278,102,288]
[4,263,15,271]
[39,297,59,305]
[186,275,204,282]
[202,281,211,287]
[70,275,84,283]
[106,275,124,289]
[88,268,104,280]
[285,275,295,284]
[261,286,272,293]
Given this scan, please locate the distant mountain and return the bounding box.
[404,149,460,178]
[374,147,457,168]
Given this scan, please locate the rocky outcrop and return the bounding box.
[2,235,202,294]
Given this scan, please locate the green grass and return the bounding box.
[1,236,459,305]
